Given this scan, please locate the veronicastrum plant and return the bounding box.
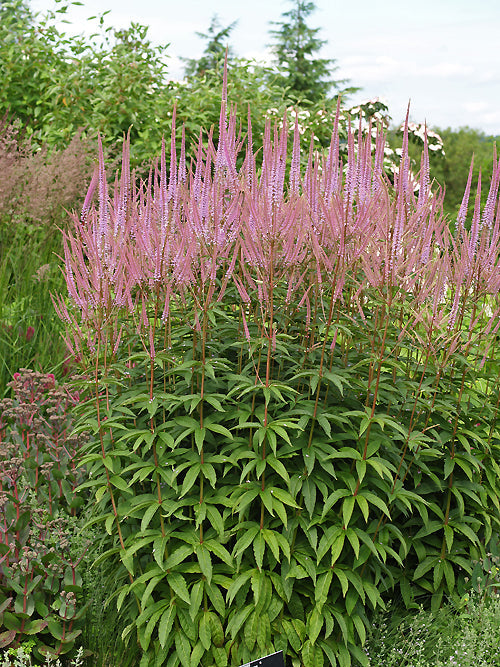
[56,66,500,667]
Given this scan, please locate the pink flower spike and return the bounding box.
[241,309,251,343]
[330,327,339,352]
[81,167,98,222]
[289,113,301,196]
[456,157,474,236]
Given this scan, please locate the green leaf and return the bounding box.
[266,454,290,482]
[194,426,206,453]
[444,455,455,479]
[342,496,355,528]
[260,487,275,516]
[180,464,201,497]
[413,556,439,581]
[452,521,480,544]
[303,477,317,518]
[244,611,258,651]
[190,581,204,622]
[234,525,260,556]
[355,495,369,522]
[199,613,211,651]
[196,544,213,584]
[175,631,192,667]
[141,502,160,532]
[317,526,343,563]
[333,569,349,597]
[227,570,253,605]
[321,488,351,520]
[253,531,265,570]
[206,505,225,537]
[109,474,131,491]
[307,606,324,645]
[443,525,454,553]
[169,573,191,604]
[345,528,360,559]
[203,539,233,567]
[270,487,300,508]
[262,529,280,562]
[360,491,391,518]
[315,571,332,609]
[331,533,345,565]
[206,422,233,440]
[355,460,366,484]
[191,641,205,667]
[302,639,316,667]
[23,618,48,635]
[105,513,115,535]
[332,609,350,646]
[227,605,253,639]
[205,582,226,617]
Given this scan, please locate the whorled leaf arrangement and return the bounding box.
[56,68,500,667]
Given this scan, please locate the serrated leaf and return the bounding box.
[266,454,290,482]
[443,525,454,553]
[196,544,213,584]
[332,609,350,645]
[303,477,317,518]
[194,426,206,453]
[141,502,160,532]
[227,570,253,605]
[191,641,205,667]
[413,556,438,581]
[342,496,355,528]
[262,529,280,561]
[204,539,233,567]
[302,639,316,667]
[175,631,192,667]
[244,611,258,651]
[270,487,300,508]
[360,491,391,518]
[307,606,324,645]
[190,581,204,622]
[315,570,332,609]
[206,505,225,537]
[169,573,191,603]
[355,495,369,522]
[331,533,345,565]
[227,605,253,639]
[180,464,201,497]
[199,613,211,651]
[234,525,260,556]
[206,422,233,440]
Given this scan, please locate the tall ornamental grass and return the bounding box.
[56,72,500,667]
[0,118,95,396]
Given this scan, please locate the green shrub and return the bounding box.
[57,78,500,666]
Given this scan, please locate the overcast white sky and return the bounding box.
[31,0,500,135]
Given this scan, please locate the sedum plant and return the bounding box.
[56,69,500,667]
[0,371,88,662]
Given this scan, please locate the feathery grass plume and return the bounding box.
[56,71,500,667]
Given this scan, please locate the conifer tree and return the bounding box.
[184,14,237,78]
[268,0,342,104]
